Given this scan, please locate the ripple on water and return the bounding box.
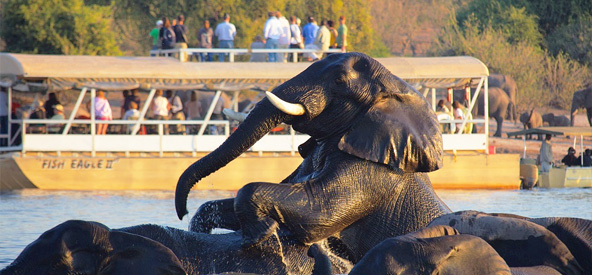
[1,188,590,268]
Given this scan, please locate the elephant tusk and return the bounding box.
[265,91,305,116]
[223,108,249,122]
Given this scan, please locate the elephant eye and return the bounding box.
[334,76,347,85]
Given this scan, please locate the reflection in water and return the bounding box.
[1,188,590,268]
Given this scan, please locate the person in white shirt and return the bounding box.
[276,11,291,63]
[263,11,281,62]
[288,16,303,62]
[151,89,169,134]
[452,101,465,133]
[123,101,140,134]
[214,13,236,62]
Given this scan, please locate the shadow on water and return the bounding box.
[1,188,590,268]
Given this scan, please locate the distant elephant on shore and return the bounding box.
[519,109,543,139]
[477,87,511,137]
[570,87,592,126]
[542,113,570,127]
[489,74,518,122]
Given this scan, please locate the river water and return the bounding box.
[1,188,591,269]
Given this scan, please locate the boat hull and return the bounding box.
[538,166,592,188]
[1,153,521,191]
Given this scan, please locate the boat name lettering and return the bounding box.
[41,159,116,170]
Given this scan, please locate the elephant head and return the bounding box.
[175,53,443,219]
[570,87,592,126]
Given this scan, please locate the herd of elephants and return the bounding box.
[460,72,591,138]
[2,53,591,275]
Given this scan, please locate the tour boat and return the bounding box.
[0,53,520,191]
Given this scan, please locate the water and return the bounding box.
[1,188,591,269]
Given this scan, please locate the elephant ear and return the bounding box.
[338,79,443,173]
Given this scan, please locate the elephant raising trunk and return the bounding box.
[176,52,448,257]
[175,100,289,219]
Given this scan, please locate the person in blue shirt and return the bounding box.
[302,16,319,46]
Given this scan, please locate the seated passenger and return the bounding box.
[436,99,450,114]
[123,101,140,134]
[48,104,65,134]
[561,147,579,166]
[576,149,592,167]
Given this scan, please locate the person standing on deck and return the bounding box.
[173,15,189,62]
[336,15,348,52]
[214,13,236,62]
[539,134,553,172]
[149,20,163,56]
[197,20,214,62]
[263,11,281,62]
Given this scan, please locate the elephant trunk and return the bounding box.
[175,99,288,219]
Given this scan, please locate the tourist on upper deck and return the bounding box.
[288,16,303,61]
[151,89,170,135]
[302,16,319,46]
[167,90,185,134]
[149,20,162,56]
[214,13,236,62]
[44,92,61,119]
[264,11,281,62]
[277,11,291,63]
[159,17,176,52]
[250,35,267,62]
[305,20,330,61]
[90,90,112,135]
[539,134,553,172]
[173,15,189,62]
[197,20,214,62]
[561,147,579,166]
[327,20,338,49]
[336,15,348,52]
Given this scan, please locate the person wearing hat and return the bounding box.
[48,104,65,134]
[302,16,319,46]
[561,147,579,166]
[150,20,163,56]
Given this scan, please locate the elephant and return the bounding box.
[308,212,591,275]
[308,225,512,275]
[176,52,450,262]
[570,87,592,126]
[2,219,354,274]
[519,109,543,139]
[477,86,511,137]
[489,74,518,122]
[542,113,570,127]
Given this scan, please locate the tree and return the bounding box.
[1,0,120,55]
[546,14,592,66]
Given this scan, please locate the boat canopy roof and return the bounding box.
[507,127,592,137]
[0,53,488,92]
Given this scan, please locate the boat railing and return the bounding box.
[150,47,344,62]
[16,118,309,157]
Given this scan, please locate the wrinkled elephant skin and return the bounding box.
[177,52,449,260]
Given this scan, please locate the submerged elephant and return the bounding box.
[477,87,511,137]
[309,212,591,275]
[570,87,592,126]
[177,52,449,261]
[542,113,570,127]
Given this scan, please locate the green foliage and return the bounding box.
[455,0,542,48]
[1,0,120,55]
[542,53,590,110]
[546,14,592,66]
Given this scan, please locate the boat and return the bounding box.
[0,53,520,191]
[507,127,592,188]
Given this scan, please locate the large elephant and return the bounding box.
[489,74,518,122]
[570,87,592,126]
[176,52,449,260]
[477,87,511,137]
[542,113,570,127]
